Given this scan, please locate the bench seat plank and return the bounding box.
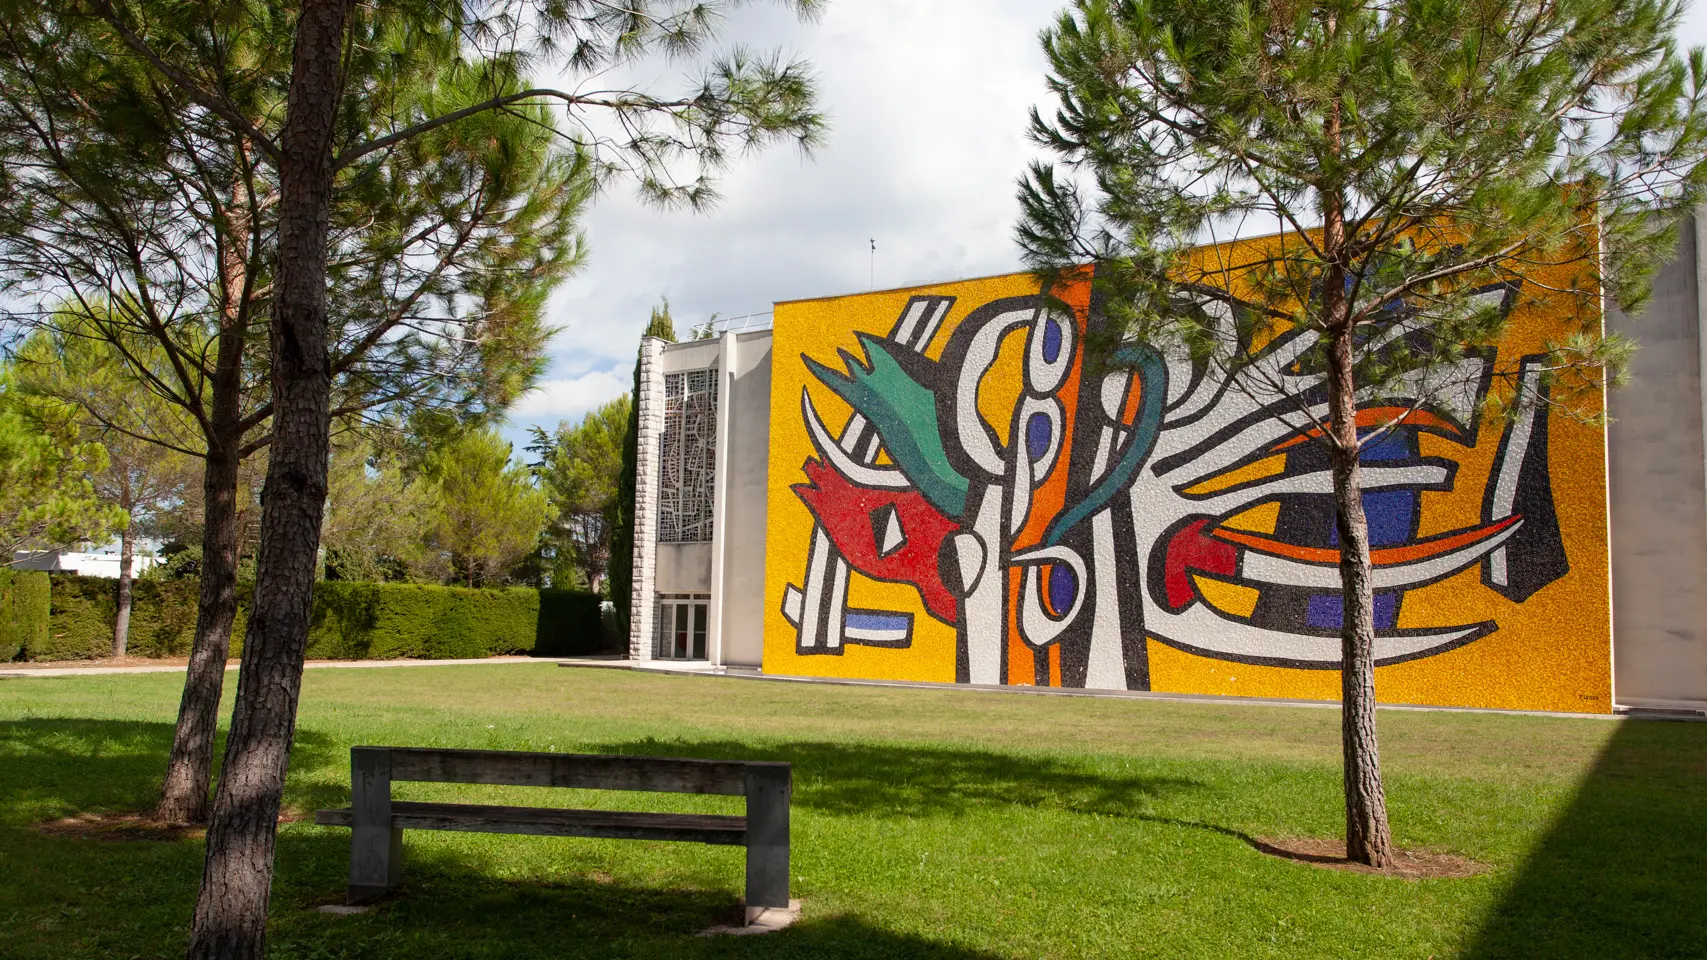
[385,748,752,796]
[317,801,748,846]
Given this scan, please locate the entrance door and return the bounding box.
[655,594,709,660]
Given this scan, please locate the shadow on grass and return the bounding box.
[0,717,346,824]
[0,718,1036,957]
[582,736,1203,819]
[1464,717,1707,960]
[270,837,1009,959]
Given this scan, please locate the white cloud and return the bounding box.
[510,0,1061,438]
[511,368,630,422]
[508,0,1707,445]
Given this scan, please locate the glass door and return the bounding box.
[655,594,709,660]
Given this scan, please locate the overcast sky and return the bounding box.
[504,0,1707,448]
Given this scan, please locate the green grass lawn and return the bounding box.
[1,665,1702,959]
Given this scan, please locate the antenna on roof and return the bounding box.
[869,238,876,291]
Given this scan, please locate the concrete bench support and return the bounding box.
[348,746,402,903]
[743,762,791,921]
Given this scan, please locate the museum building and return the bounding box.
[623,223,1707,715]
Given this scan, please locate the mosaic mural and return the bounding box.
[762,266,1613,713]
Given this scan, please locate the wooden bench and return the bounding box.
[315,746,791,922]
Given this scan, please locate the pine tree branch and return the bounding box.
[335,88,624,170]
[80,0,282,165]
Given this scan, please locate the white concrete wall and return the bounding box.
[717,331,775,666]
[10,551,160,578]
[660,339,722,371]
[1607,213,1707,708]
[655,542,714,592]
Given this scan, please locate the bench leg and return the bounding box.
[348,747,400,904]
[348,825,402,904]
[744,764,791,923]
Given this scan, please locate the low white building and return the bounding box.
[12,538,163,579]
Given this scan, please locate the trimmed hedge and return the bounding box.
[534,590,607,657]
[307,582,605,659]
[1,568,51,661]
[24,574,605,661]
[42,575,218,660]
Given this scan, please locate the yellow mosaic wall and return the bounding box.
[761,261,1612,713]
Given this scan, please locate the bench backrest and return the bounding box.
[354,746,785,797]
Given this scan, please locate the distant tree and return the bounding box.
[93,431,196,655]
[423,428,552,587]
[644,298,681,342]
[12,328,197,655]
[320,439,435,583]
[1019,0,1707,866]
[0,373,122,563]
[532,395,632,592]
[688,311,720,340]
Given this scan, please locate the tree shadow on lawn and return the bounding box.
[0,717,347,824]
[1463,717,1707,960]
[0,720,1099,958]
[271,837,1010,960]
[582,736,1205,820]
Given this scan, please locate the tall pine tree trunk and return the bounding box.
[184,1,348,954]
[156,442,242,823]
[1320,163,1393,867]
[156,161,256,825]
[1319,80,1392,870]
[1324,322,1394,868]
[112,493,133,658]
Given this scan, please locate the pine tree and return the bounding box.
[1019,0,1707,866]
[0,370,123,564]
[10,330,196,655]
[45,3,824,953]
[644,297,681,342]
[320,438,436,583]
[0,3,589,824]
[423,428,553,586]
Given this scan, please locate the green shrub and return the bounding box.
[306,583,605,659]
[306,582,523,659]
[130,578,209,657]
[0,568,50,661]
[536,589,610,656]
[37,575,222,660]
[24,574,600,661]
[41,574,113,660]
